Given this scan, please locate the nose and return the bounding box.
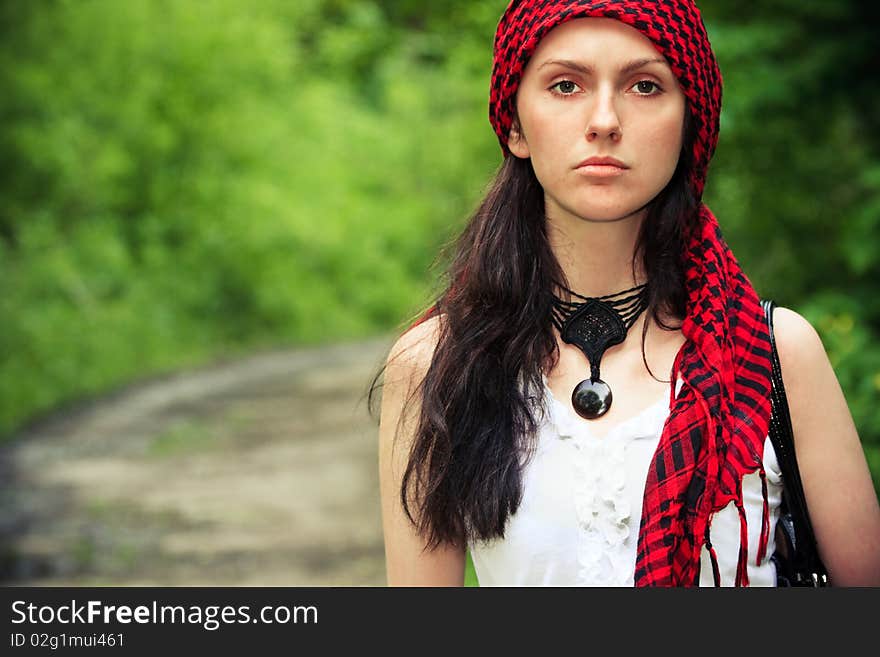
[585,86,622,142]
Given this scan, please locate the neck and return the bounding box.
[546,207,647,299]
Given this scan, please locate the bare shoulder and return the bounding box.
[380,313,445,436]
[384,313,444,391]
[769,305,832,433]
[379,312,445,444]
[771,305,826,371]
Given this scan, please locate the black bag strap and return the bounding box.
[761,298,827,581]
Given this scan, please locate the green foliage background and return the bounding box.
[2,0,878,495]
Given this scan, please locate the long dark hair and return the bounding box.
[369,105,699,551]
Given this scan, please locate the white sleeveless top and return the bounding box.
[468,375,784,586]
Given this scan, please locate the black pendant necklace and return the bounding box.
[550,281,650,420]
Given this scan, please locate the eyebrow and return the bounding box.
[538,57,669,76]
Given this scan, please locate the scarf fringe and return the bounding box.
[704,523,721,587]
[734,499,750,587]
[756,467,770,566]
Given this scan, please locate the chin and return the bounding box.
[547,190,656,224]
[569,205,646,223]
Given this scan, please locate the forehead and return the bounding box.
[529,16,668,66]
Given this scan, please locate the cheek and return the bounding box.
[518,106,569,178]
[521,106,562,148]
[642,116,685,169]
[517,90,578,146]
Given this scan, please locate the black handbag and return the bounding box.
[761,299,830,587]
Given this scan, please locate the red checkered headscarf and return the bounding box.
[491,1,775,586]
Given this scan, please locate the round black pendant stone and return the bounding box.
[572,378,612,420]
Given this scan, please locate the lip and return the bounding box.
[575,156,628,179]
[576,156,629,169]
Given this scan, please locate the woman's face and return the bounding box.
[508,17,687,224]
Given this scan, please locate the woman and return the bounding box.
[375,0,880,586]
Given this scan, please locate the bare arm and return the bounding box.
[378,315,466,586]
[774,306,880,585]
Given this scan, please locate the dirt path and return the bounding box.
[0,335,394,586]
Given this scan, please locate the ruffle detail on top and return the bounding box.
[540,374,672,586]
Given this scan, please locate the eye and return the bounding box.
[631,80,663,95]
[550,79,581,95]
